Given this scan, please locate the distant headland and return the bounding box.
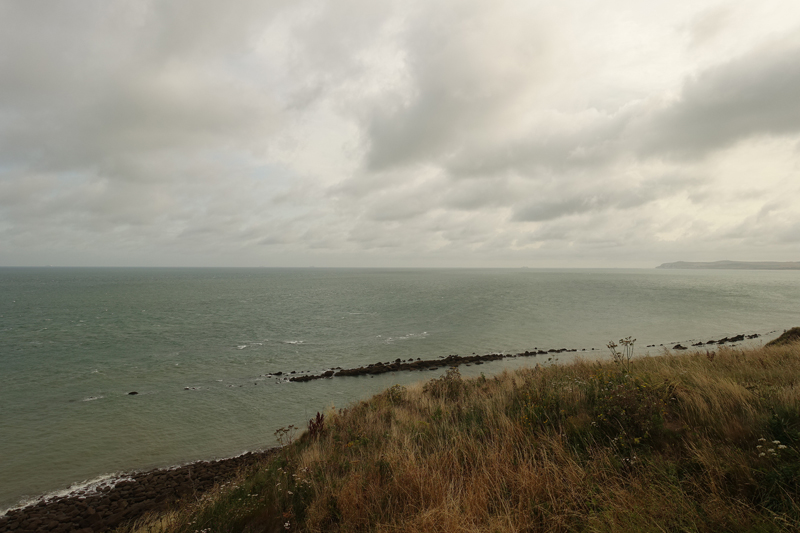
[657,260,800,270]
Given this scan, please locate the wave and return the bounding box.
[2,472,131,516]
[384,331,429,344]
[236,342,264,349]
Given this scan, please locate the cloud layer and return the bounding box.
[1,0,799,267]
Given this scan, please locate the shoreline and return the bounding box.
[282,330,771,382]
[0,328,784,531]
[117,332,800,531]
[0,450,276,533]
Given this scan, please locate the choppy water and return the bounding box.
[1,267,798,511]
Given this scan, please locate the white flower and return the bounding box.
[759,452,766,457]
[758,438,767,442]
[768,449,776,453]
[773,440,781,445]
[778,445,787,450]
[757,445,763,449]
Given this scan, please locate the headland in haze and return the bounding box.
[657,260,800,270]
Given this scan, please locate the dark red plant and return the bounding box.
[308,411,325,439]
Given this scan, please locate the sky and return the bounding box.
[1,0,799,268]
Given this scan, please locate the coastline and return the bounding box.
[115,332,800,532]
[0,450,276,533]
[656,260,800,270]
[0,328,785,531]
[283,331,770,382]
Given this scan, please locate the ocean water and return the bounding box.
[1,267,798,511]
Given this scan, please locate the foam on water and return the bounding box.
[385,331,429,343]
[2,472,131,516]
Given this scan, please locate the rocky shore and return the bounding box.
[286,348,583,382]
[0,330,771,531]
[0,450,275,533]
[285,332,763,382]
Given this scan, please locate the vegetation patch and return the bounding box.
[766,327,800,347]
[121,335,800,533]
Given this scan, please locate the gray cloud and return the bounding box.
[0,0,291,180]
[512,174,700,222]
[637,38,800,158]
[2,1,800,267]
[445,110,630,178]
[364,0,551,171]
[684,4,735,48]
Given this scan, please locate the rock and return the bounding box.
[673,344,687,350]
[0,450,277,533]
[127,391,138,395]
[289,375,318,382]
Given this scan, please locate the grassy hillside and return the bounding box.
[124,335,800,532]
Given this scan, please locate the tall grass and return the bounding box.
[122,340,800,532]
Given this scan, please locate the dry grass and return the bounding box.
[123,340,800,532]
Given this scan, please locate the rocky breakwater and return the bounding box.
[288,348,582,383]
[0,451,275,533]
[286,331,766,383]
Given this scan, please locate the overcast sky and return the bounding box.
[1,0,799,267]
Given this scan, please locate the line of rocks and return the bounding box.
[673,333,760,351]
[288,331,765,382]
[0,450,276,533]
[288,347,587,382]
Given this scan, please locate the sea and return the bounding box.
[1,267,798,512]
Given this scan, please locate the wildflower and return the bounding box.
[758,438,767,442]
[772,440,781,445]
[757,445,763,449]
[768,449,775,453]
[778,444,787,450]
[759,452,766,457]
